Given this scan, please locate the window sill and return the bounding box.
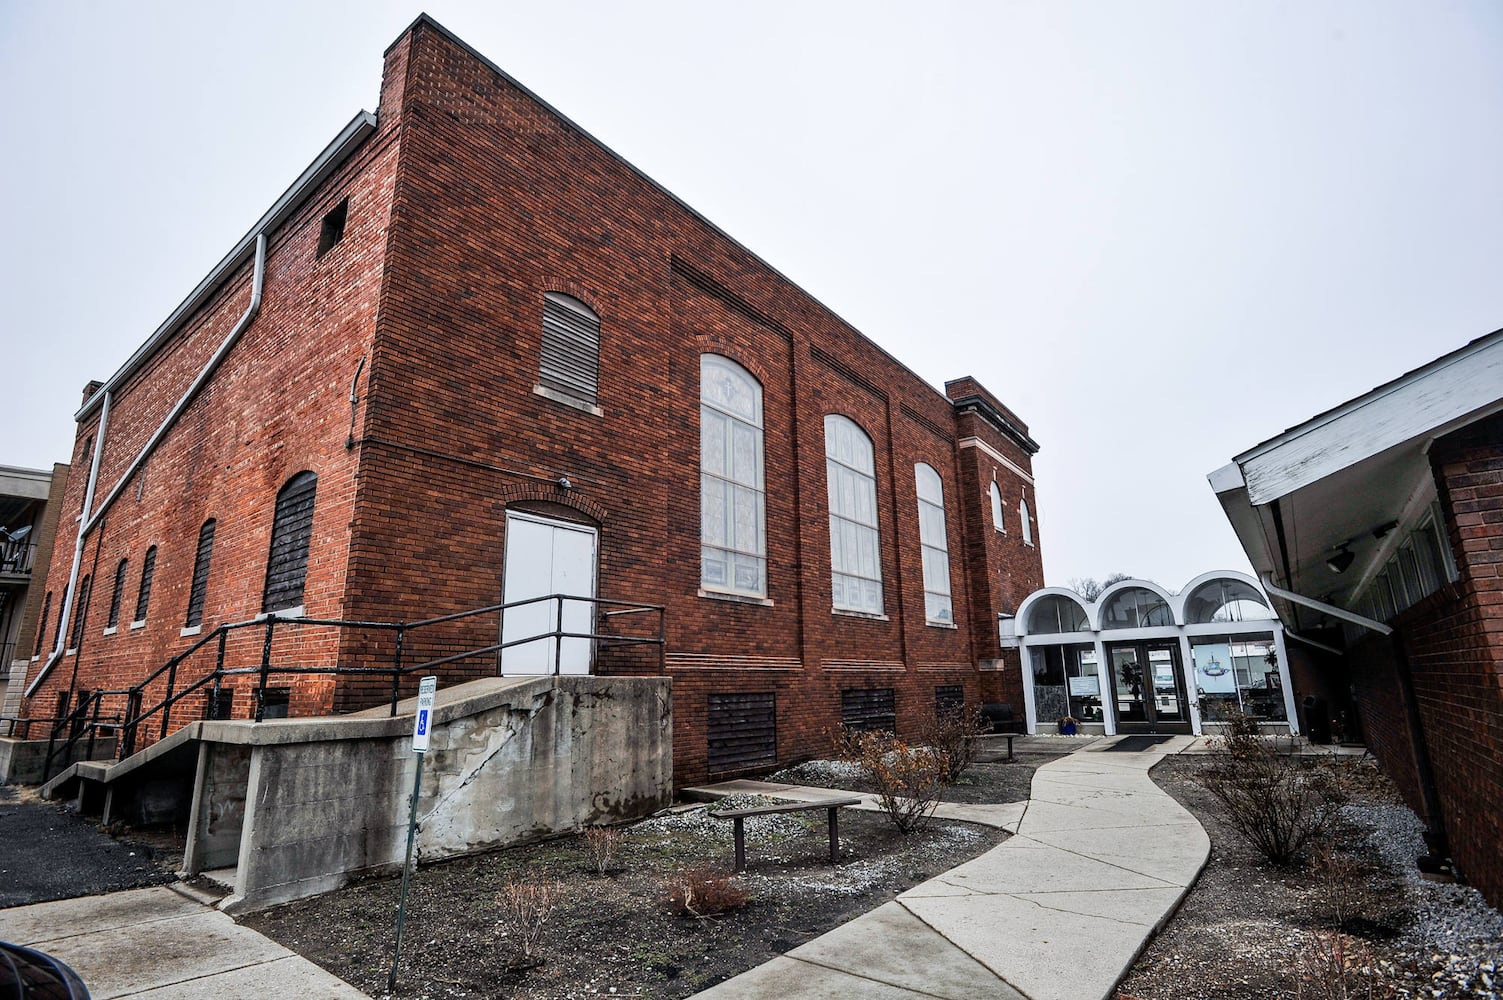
[180,626,202,638]
[926,621,959,630]
[833,608,889,622]
[256,606,306,622]
[533,384,603,417]
[1023,541,1035,548]
[65,648,77,657]
[102,626,118,636]
[698,589,774,607]
[130,620,146,631]
[994,527,1006,535]
[30,655,39,663]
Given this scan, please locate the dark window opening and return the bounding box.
[35,592,51,657]
[539,292,601,406]
[186,520,216,627]
[68,575,91,650]
[707,692,776,773]
[841,687,896,734]
[263,472,317,613]
[205,688,235,721]
[935,685,965,717]
[107,559,128,629]
[259,687,291,720]
[134,546,157,623]
[317,199,348,258]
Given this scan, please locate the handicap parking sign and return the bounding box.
[412,676,437,753]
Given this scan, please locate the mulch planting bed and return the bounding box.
[1116,754,1503,1000]
[244,751,1056,999]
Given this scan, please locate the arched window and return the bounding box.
[1101,587,1173,629]
[1027,594,1091,634]
[134,546,157,624]
[263,472,317,613]
[989,482,1005,532]
[700,355,766,597]
[539,292,601,407]
[34,592,51,657]
[1185,578,1273,624]
[107,559,129,629]
[915,464,953,624]
[825,415,882,614]
[69,574,91,650]
[186,520,217,628]
[1019,497,1034,546]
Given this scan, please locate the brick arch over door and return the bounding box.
[494,485,608,525]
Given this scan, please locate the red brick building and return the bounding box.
[25,16,1043,786]
[1213,329,1503,907]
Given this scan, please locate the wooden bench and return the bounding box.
[966,731,1019,761]
[708,796,864,872]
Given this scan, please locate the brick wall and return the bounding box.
[26,125,403,733]
[26,17,1044,786]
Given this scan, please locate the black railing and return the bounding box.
[25,594,664,782]
[0,540,36,576]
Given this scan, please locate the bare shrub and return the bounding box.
[496,878,561,963]
[920,703,990,783]
[582,825,624,875]
[1197,711,1345,866]
[1296,929,1400,999]
[666,867,750,919]
[838,728,948,834]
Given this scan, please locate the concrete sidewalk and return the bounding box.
[695,735,1209,1000]
[0,884,367,999]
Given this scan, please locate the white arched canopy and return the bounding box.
[1099,585,1174,629]
[1027,594,1090,634]
[1184,577,1273,624]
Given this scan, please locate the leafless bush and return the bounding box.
[582,825,624,875]
[1296,929,1400,1000]
[837,728,948,833]
[920,703,990,783]
[666,867,750,919]
[1197,713,1345,866]
[495,877,561,962]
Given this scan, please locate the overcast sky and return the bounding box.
[3,1,1500,592]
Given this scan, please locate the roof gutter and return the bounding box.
[25,113,378,702]
[1258,573,1392,637]
[76,112,377,423]
[27,236,268,699]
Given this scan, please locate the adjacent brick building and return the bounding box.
[25,16,1043,786]
[1213,329,1503,907]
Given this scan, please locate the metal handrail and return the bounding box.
[34,593,666,781]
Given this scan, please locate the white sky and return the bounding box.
[3,1,1500,591]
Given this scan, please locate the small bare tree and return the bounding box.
[837,728,948,833]
[1196,710,1345,866]
[496,878,561,964]
[920,703,990,783]
[582,825,624,875]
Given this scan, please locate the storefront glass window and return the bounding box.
[1191,634,1284,721]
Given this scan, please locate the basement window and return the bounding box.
[317,198,349,258]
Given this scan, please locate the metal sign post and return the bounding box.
[389,675,437,993]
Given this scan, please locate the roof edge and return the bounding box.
[388,14,999,420]
[1232,326,1503,468]
[76,110,379,422]
[949,394,1041,455]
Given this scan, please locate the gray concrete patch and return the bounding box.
[0,786,175,907]
[0,886,367,999]
[697,741,1211,1000]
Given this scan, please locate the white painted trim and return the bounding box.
[698,588,774,607]
[958,437,1034,485]
[532,383,603,417]
[102,626,117,637]
[130,620,146,631]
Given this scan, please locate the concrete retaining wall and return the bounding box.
[182,674,671,912]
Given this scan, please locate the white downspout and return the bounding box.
[1258,572,1393,637]
[45,391,111,665]
[26,234,268,699]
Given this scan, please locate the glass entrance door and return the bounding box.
[1107,641,1191,733]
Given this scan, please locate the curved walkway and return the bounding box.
[696,735,1210,1000]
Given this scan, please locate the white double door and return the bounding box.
[500,511,598,675]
